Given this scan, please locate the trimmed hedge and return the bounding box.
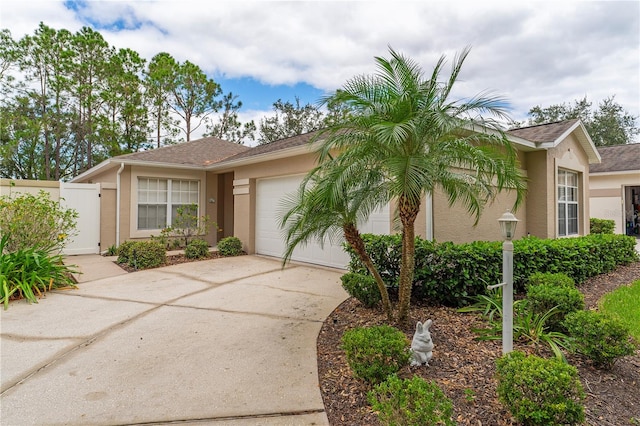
[341,273,381,308]
[590,218,615,234]
[341,325,411,384]
[345,233,638,307]
[117,240,166,269]
[496,351,585,425]
[217,236,243,256]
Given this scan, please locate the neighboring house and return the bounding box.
[71,119,601,269]
[589,143,640,236]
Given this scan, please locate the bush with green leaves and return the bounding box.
[341,325,411,384]
[368,375,454,426]
[341,272,381,308]
[0,235,77,309]
[496,351,585,425]
[563,310,637,369]
[185,239,209,259]
[0,190,78,253]
[116,240,138,264]
[526,278,584,332]
[116,240,166,270]
[217,236,243,256]
[526,272,575,289]
[346,233,638,306]
[590,218,615,234]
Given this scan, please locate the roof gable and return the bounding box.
[508,119,601,164]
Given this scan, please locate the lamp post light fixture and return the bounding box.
[494,210,519,354]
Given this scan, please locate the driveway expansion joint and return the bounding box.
[106,409,327,425]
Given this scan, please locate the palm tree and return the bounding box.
[315,47,527,324]
[279,159,394,321]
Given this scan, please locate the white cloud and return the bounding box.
[3,0,639,126]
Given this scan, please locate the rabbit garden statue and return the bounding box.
[410,319,434,366]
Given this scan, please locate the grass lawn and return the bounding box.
[599,279,640,341]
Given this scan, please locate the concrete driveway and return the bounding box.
[0,255,348,425]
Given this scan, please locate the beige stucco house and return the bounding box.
[71,119,601,269]
[589,143,640,235]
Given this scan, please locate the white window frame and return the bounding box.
[137,177,200,231]
[558,169,579,237]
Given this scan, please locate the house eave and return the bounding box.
[71,158,207,182]
[207,142,320,171]
[589,169,640,177]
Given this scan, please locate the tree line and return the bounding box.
[0,23,345,180]
[519,96,639,147]
[1,23,637,181]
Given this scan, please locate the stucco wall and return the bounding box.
[524,150,551,238]
[523,134,592,239]
[432,187,526,243]
[550,134,591,237]
[100,185,117,250]
[0,179,60,199]
[205,172,219,246]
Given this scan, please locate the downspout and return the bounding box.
[116,162,125,247]
[426,191,434,241]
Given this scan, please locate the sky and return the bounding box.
[1,0,639,142]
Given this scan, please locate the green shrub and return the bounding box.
[341,273,381,308]
[496,351,585,425]
[514,234,638,287]
[0,190,78,253]
[0,235,77,309]
[116,240,138,265]
[368,375,454,426]
[116,240,166,270]
[563,310,637,369]
[526,282,584,332]
[590,218,615,234]
[345,233,638,306]
[217,236,243,256]
[185,239,209,259]
[526,272,575,289]
[341,325,411,384]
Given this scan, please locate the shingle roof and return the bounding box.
[589,143,640,173]
[221,131,320,162]
[507,119,579,143]
[116,136,250,166]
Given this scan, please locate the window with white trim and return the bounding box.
[558,170,579,236]
[137,178,199,230]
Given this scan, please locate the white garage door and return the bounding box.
[256,175,389,269]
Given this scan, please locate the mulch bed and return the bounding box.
[317,262,640,426]
[115,251,244,272]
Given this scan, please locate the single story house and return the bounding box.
[589,143,640,236]
[71,118,601,269]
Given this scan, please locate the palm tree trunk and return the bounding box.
[397,195,420,324]
[343,223,394,322]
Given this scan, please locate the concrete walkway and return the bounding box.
[1,255,348,425]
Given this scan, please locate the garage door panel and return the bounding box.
[256,175,388,269]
